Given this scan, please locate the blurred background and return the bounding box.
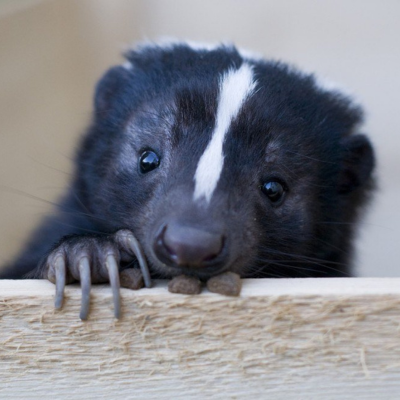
[0,0,399,276]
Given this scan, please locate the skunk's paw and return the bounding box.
[43,230,151,320]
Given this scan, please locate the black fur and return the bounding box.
[1,42,375,280]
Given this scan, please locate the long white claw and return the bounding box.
[105,254,121,319]
[78,257,91,320]
[126,234,152,288]
[54,256,66,309]
[115,230,152,288]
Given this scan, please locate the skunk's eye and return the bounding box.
[261,181,285,203]
[139,150,160,173]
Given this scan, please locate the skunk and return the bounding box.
[1,41,375,318]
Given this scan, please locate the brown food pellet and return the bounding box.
[168,275,202,295]
[206,272,242,296]
[120,268,144,290]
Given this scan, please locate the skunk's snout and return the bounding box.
[153,222,225,269]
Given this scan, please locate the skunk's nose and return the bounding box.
[154,222,224,268]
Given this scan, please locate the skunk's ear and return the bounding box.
[338,134,375,194]
[94,66,131,118]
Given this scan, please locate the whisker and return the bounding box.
[0,185,64,209]
[259,247,347,266]
[286,150,336,164]
[27,156,72,177]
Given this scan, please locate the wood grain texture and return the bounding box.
[1,278,400,399]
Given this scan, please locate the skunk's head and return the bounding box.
[79,42,374,279]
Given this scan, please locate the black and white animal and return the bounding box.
[1,41,375,318]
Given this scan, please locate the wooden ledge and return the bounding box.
[1,278,400,399]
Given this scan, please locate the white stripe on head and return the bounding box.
[193,63,256,203]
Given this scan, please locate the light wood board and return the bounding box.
[1,278,400,399]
